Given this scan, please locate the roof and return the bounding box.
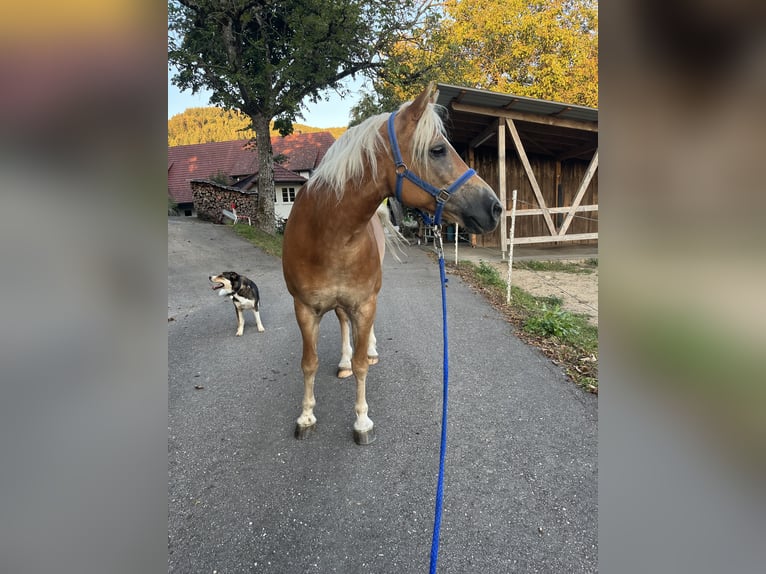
[168,139,252,204]
[168,131,334,204]
[229,131,336,176]
[232,164,307,190]
[435,83,598,161]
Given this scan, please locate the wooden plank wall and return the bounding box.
[471,149,598,248]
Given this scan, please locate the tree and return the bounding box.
[439,0,598,106]
[167,107,346,146]
[169,0,433,232]
[168,107,256,145]
[350,0,598,123]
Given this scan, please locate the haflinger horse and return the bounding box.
[282,83,502,445]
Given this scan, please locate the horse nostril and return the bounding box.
[492,200,503,219]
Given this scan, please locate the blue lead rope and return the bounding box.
[385,110,476,573]
[429,227,449,574]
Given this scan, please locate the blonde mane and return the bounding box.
[305,101,447,200]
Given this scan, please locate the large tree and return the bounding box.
[349,0,598,124]
[169,0,432,232]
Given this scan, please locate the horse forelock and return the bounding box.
[402,101,448,174]
[305,102,447,200]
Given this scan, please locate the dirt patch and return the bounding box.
[487,261,598,326]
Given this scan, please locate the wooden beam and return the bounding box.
[558,149,599,237]
[452,102,598,132]
[498,119,508,255]
[513,205,598,216]
[469,119,498,149]
[505,118,557,236]
[509,233,598,245]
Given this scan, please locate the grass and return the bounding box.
[450,260,598,393]
[231,222,284,258]
[513,258,597,274]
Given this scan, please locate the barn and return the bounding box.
[434,83,598,256]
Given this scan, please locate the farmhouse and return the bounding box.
[433,83,598,255]
[167,131,335,219]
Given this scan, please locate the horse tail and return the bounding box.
[375,201,409,263]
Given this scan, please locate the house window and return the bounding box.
[281,187,296,203]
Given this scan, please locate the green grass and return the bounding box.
[231,222,284,258]
[455,259,598,391]
[475,261,507,290]
[513,258,597,274]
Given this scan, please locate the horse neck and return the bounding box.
[326,174,388,233]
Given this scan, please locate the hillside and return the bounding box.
[168,107,346,146]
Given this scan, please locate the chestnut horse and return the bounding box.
[282,83,502,444]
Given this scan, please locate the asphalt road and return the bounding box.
[168,217,597,573]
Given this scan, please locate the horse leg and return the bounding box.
[294,301,320,439]
[367,325,379,365]
[337,308,378,377]
[350,298,377,445]
[335,308,353,379]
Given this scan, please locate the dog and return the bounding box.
[209,271,265,336]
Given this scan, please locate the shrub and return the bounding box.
[524,304,580,340]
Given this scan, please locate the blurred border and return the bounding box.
[601,1,766,572]
[1,1,765,573]
[0,3,168,573]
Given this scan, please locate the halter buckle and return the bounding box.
[436,189,451,204]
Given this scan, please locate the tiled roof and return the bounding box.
[229,131,336,176]
[168,139,251,204]
[232,164,307,191]
[168,131,335,205]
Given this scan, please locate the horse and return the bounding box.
[282,83,502,445]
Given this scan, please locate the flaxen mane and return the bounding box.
[306,102,448,199]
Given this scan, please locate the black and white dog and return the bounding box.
[209,271,265,336]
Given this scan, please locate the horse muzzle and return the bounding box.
[447,188,503,235]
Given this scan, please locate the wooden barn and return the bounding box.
[434,84,598,255]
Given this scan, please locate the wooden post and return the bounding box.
[498,121,507,259]
[454,224,459,264]
[467,147,477,248]
[506,189,518,304]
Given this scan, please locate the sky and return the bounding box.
[167,68,368,128]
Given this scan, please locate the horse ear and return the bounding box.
[406,82,438,122]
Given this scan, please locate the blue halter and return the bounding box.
[387,111,476,226]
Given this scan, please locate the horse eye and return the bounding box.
[430,145,446,157]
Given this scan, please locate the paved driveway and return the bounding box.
[168,217,597,573]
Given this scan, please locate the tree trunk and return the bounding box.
[251,113,276,234]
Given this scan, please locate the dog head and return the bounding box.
[209,271,241,296]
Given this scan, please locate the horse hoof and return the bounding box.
[295,423,317,440]
[367,356,379,366]
[337,368,353,379]
[353,427,376,445]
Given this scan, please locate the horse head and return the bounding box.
[386,83,502,235]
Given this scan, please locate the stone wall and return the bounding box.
[191,180,259,224]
